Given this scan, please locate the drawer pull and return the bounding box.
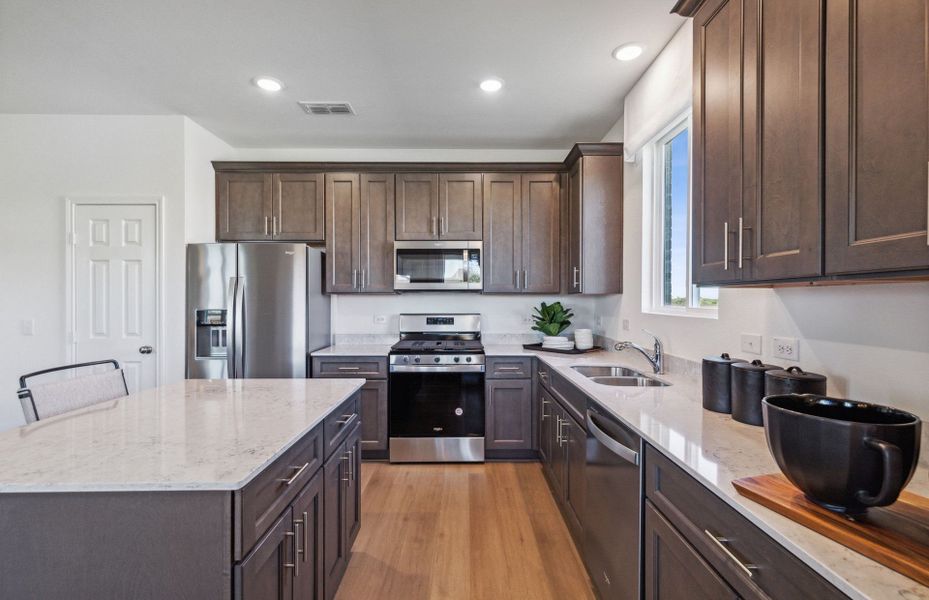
[496,366,523,372]
[278,462,310,486]
[704,529,758,578]
[537,370,548,379]
[337,366,361,371]
[337,413,358,428]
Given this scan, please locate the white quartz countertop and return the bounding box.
[313,342,928,599]
[0,378,365,493]
[310,344,394,357]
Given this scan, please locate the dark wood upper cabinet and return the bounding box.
[217,173,273,241]
[325,173,360,294]
[742,0,823,281]
[521,173,561,293]
[274,173,325,242]
[564,148,624,294]
[692,0,743,285]
[483,174,522,292]
[358,173,396,292]
[395,173,439,240]
[439,173,483,239]
[825,0,929,275]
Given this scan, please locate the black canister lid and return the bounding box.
[732,359,781,372]
[703,352,747,365]
[766,365,826,382]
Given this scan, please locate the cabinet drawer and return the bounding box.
[324,393,361,459]
[644,445,846,600]
[312,357,388,379]
[235,425,323,560]
[486,356,533,379]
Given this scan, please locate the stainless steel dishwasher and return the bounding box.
[584,401,642,600]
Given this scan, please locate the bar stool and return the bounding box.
[16,359,129,423]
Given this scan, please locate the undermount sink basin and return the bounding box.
[572,365,670,387]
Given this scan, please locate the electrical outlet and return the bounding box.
[740,333,762,355]
[20,319,35,336]
[373,315,387,325]
[622,319,630,332]
[773,337,799,361]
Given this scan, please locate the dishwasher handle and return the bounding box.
[586,409,639,466]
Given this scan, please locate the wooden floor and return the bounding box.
[335,462,596,600]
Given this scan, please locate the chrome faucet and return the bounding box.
[614,329,664,374]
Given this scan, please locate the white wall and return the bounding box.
[596,74,929,417]
[0,114,188,430]
[184,118,235,243]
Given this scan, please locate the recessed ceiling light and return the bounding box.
[612,44,644,62]
[253,76,283,92]
[479,78,504,93]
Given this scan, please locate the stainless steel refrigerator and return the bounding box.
[185,243,330,379]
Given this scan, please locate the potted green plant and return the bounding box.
[531,301,574,347]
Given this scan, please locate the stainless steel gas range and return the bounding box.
[388,313,485,463]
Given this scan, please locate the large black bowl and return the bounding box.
[762,394,921,514]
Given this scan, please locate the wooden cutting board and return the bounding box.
[733,473,929,587]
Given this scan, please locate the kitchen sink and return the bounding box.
[572,365,670,387]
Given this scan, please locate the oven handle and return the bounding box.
[389,365,486,374]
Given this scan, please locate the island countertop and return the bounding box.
[0,378,365,493]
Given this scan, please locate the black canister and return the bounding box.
[765,366,827,397]
[731,360,781,426]
[702,353,747,413]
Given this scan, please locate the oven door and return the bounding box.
[394,241,482,291]
[389,366,485,462]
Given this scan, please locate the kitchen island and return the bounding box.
[0,378,365,600]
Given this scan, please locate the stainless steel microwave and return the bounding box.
[394,241,483,291]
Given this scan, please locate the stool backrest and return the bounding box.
[17,360,129,424]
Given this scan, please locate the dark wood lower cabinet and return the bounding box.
[323,422,362,600]
[236,509,296,600]
[293,472,325,600]
[485,378,533,450]
[563,413,586,536]
[644,501,737,600]
[538,386,554,472]
[359,380,388,453]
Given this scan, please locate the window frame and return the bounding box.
[641,111,718,319]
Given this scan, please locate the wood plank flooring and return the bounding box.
[335,462,596,600]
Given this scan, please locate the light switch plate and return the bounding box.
[373,315,387,325]
[741,333,762,355]
[773,337,799,361]
[20,319,35,336]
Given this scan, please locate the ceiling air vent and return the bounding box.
[298,101,356,115]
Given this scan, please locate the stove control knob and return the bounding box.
[414,357,421,364]
[402,356,410,363]
[453,356,460,363]
[434,357,441,363]
[466,356,472,363]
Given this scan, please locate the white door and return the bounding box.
[73,203,158,393]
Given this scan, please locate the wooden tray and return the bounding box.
[733,473,929,587]
[521,343,602,355]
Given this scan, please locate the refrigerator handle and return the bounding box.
[234,277,246,378]
[226,277,237,378]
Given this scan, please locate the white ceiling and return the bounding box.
[0,0,683,149]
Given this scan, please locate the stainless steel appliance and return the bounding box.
[388,313,485,462]
[584,402,642,599]
[185,243,330,379]
[393,241,483,291]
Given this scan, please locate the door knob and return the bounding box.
[139,346,153,355]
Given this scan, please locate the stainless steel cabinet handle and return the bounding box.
[337,412,358,427]
[559,418,569,447]
[704,529,758,578]
[523,269,528,289]
[272,216,279,236]
[347,449,354,481]
[293,513,306,568]
[278,462,309,486]
[432,217,438,236]
[301,511,308,563]
[723,221,729,271]
[337,366,360,371]
[586,410,639,465]
[572,266,580,288]
[264,216,269,236]
[537,370,548,380]
[554,415,562,444]
[292,520,301,576]
[496,366,522,372]
[283,530,296,572]
[341,453,350,482]
[439,217,445,236]
[361,268,366,289]
[352,268,357,289]
[738,217,743,269]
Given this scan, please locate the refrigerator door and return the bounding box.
[238,243,308,378]
[186,244,237,379]
[306,247,331,356]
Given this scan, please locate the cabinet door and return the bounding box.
[692,0,743,284]
[644,502,737,600]
[358,174,395,293]
[742,0,823,281]
[566,161,583,293]
[550,403,567,500]
[273,173,325,242]
[482,173,522,292]
[521,173,561,293]
[563,413,586,535]
[439,173,483,239]
[322,443,349,600]
[485,379,533,450]
[293,472,324,600]
[325,173,360,293]
[236,508,295,600]
[218,173,272,241]
[359,379,388,452]
[344,424,362,549]
[395,173,438,240]
[825,0,929,274]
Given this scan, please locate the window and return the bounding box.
[643,113,718,316]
